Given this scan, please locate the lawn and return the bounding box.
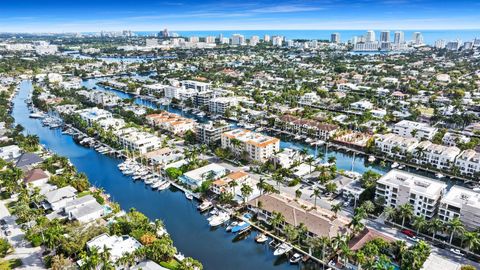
[160,259,180,270]
[0,259,22,270]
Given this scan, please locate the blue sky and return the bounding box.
[0,0,479,32]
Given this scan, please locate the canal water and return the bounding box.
[13,80,312,270]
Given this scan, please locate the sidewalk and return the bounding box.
[0,199,45,270]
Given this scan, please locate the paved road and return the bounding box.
[0,199,45,270]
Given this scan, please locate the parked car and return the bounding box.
[401,229,415,238]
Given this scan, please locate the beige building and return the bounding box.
[376,170,447,219]
[221,129,280,163]
[146,112,196,135]
[439,186,480,230]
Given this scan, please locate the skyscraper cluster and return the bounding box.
[351,30,419,52]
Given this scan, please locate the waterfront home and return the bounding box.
[270,148,303,169]
[86,233,142,262]
[439,185,480,230]
[374,133,419,159]
[196,120,233,145]
[15,152,43,171]
[179,163,228,188]
[413,141,460,171]
[76,107,113,126]
[348,227,395,251]
[221,129,280,163]
[393,120,438,140]
[42,185,78,211]
[132,260,169,270]
[211,170,250,195]
[442,132,470,147]
[64,195,104,223]
[146,112,196,135]
[143,147,178,166]
[375,170,447,219]
[275,115,338,140]
[23,168,49,187]
[114,127,162,154]
[247,194,350,239]
[97,117,125,130]
[454,149,480,177]
[0,145,22,161]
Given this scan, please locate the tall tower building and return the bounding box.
[330,33,340,43]
[264,35,271,42]
[413,32,423,45]
[394,31,405,44]
[366,30,376,42]
[380,31,390,42]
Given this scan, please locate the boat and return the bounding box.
[174,252,185,262]
[151,181,162,189]
[398,164,405,169]
[273,243,293,256]
[157,181,171,191]
[435,173,445,179]
[255,233,268,243]
[305,138,313,143]
[185,192,193,200]
[197,201,213,212]
[289,253,302,264]
[226,221,238,232]
[231,222,250,233]
[368,155,376,162]
[208,212,230,227]
[29,112,45,119]
[391,162,399,168]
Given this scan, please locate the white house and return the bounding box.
[455,149,480,177]
[439,185,480,230]
[43,186,77,211]
[64,195,104,223]
[393,120,438,140]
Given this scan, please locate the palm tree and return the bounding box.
[412,216,427,235]
[360,200,375,214]
[295,223,308,246]
[462,231,479,252]
[284,224,299,243]
[447,217,464,244]
[306,156,315,173]
[310,188,321,209]
[398,204,414,227]
[428,218,444,240]
[240,183,253,205]
[331,203,342,218]
[383,206,396,222]
[256,177,265,195]
[295,189,302,200]
[269,211,285,234]
[389,240,407,261]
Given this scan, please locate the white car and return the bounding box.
[450,248,463,256]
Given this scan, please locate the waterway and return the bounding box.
[13,80,317,270]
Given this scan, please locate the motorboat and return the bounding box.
[197,201,213,212]
[391,162,399,168]
[185,192,193,200]
[208,212,230,227]
[435,173,445,179]
[255,233,268,243]
[226,221,238,232]
[368,155,376,162]
[231,222,250,233]
[398,164,406,169]
[289,253,302,264]
[157,181,171,191]
[273,243,293,256]
[151,181,162,189]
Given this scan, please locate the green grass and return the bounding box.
[77,191,92,198]
[159,259,180,270]
[0,258,22,270]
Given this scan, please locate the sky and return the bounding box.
[0,0,479,32]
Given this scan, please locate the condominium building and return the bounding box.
[164,86,196,100]
[196,120,233,145]
[221,129,280,162]
[376,170,447,219]
[439,186,480,229]
[180,80,211,92]
[76,108,113,126]
[231,34,245,46]
[209,97,238,115]
[331,33,340,44]
[275,115,339,140]
[455,149,480,177]
[249,35,260,46]
[393,120,438,140]
[146,112,196,135]
[413,141,460,170]
[211,170,250,195]
[374,133,419,159]
[114,128,162,154]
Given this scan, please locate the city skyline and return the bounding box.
[1,0,480,32]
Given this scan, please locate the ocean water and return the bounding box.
[135,29,480,45]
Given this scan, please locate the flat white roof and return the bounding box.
[442,185,480,209]
[378,170,447,197]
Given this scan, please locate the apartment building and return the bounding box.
[196,120,233,145]
[221,129,280,163]
[211,170,250,195]
[164,85,196,100]
[114,128,162,154]
[209,97,238,115]
[376,170,447,219]
[76,107,113,126]
[146,112,196,135]
[439,186,480,230]
[276,115,339,140]
[374,133,419,159]
[413,141,460,170]
[180,80,211,92]
[455,149,480,177]
[393,120,438,140]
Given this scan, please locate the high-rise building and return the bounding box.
[189,36,199,43]
[231,34,245,45]
[272,36,283,46]
[474,38,480,47]
[145,38,159,47]
[263,35,271,42]
[366,30,376,42]
[205,36,216,44]
[446,40,461,51]
[380,31,390,42]
[330,33,340,43]
[463,41,473,50]
[394,31,404,44]
[413,32,424,45]
[435,39,446,49]
[249,35,260,46]
[162,28,169,38]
